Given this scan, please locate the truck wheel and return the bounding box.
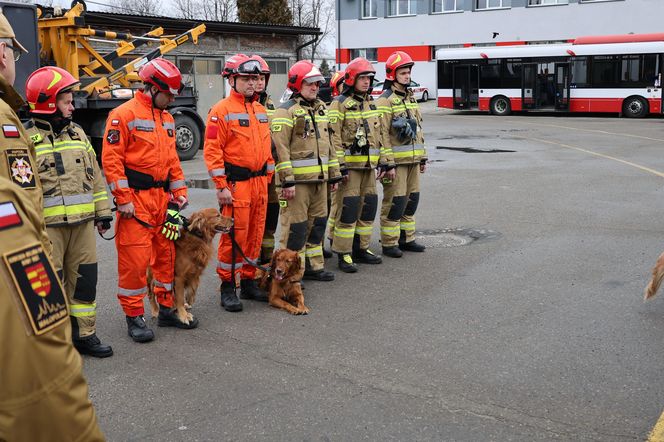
[174,114,200,161]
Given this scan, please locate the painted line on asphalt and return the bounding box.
[507,120,664,143]
[523,136,664,179]
[648,410,664,442]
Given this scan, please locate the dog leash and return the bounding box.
[98,198,185,241]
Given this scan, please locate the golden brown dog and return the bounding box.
[258,248,309,315]
[148,208,232,324]
[645,251,664,301]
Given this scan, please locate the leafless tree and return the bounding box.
[290,0,334,61]
[173,0,236,21]
[110,0,160,16]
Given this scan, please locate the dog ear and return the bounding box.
[289,250,301,278]
[188,214,204,235]
[269,249,280,276]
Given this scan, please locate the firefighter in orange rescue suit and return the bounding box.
[251,55,279,265]
[102,58,197,343]
[204,54,275,312]
[25,66,114,358]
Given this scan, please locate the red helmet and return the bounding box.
[330,70,345,97]
[385,51,414,81]
[344,57,375,86]
[223,53,262,78]
[250,54,271,85]
[287,60,324,93]
[25,66,79,114]
[138,58,183,95]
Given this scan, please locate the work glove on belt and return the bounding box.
[162,202,183,241]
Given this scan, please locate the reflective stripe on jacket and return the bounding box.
[27,120,112,227]
[270,96,341,186]
[328,92,394,170]
[376,86,427,165]
[203,89,274,190]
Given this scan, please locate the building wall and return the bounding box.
[336,0,664,96]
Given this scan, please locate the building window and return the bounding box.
[433,0,461,13]
[350,48,378,62]
[528,0,568,5]
[266,60,288,74]
[194,59,222,75]
[476,0,507,9]
[362,0,378,18]
[388,0,413,16]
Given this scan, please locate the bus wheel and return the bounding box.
[622,96,648,118]
[174,114,201,161]
[490,96,511,116]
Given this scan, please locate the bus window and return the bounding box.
[570,57,588,87]
[438,60,453,89]
[591,55,619,87]
[480,62,501,88]
[503,61,522,88]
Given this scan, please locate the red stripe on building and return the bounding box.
[574,33,664,45]
[336,48,351,64]
[495,41,526,47]
[376,46,431,62]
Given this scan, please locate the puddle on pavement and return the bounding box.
[436,146,515,153]
[415,227,501,248]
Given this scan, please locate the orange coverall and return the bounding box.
[204,89,274,283]
[102,91,187,316]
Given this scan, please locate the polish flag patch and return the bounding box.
[2,124,19,138]
[0,202,22,230]
[111,119,120,126]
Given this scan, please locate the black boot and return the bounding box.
[338,253,358,273]
[323,248,333,259]
[73,334,113,358]
[240,279,268,302]
[399,240,426,252]
[126,315,154,343]
[382,246,403,258]
[354,249,383,264]
[303,269,335,281]
[400,231,426,252]
[221,281,243,312]
[157,304,199,329]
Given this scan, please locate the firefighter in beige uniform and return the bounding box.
[377,51,427,257]
[0,13,51,254]
[25,66,114,358]
[328,57,395,273]
[271,61,341,280]
[0,176,105,441]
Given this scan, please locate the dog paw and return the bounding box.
[300,306,310,315]
[185,302,191,310]
[186,312,194,322]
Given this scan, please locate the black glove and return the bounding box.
[392,117,415,141]
[96,217,112,230]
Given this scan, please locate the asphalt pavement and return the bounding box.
[87,102,664,441]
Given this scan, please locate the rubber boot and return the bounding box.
[382,246,403,258]
[399,231,426,252]
[73,334,113,358]
[337,253,358,273]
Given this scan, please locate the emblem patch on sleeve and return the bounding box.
[0,201,23,230]
[106,129,120,145]
[6,149,36,189]
[206,125,219,140]
[271,124,282,132]
[167,128,174,137]
[4,244,68,335]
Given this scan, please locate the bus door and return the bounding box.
[554,63,570,111]
[522,63,538,110]
[453,64,479,109]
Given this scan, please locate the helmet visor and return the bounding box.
[303,74,325,85]
[237,59,262,75]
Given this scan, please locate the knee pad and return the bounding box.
[265,202,280,232]
[387,195,408,221]
[286,220,308,251]
[360,193,378,222]
[73,262,98,302]
[307,216,327,245]
[404,192,420,217]
[339,196,361,224]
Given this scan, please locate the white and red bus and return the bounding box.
[436,34,664,118]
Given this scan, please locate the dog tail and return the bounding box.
[644,252,664,301]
